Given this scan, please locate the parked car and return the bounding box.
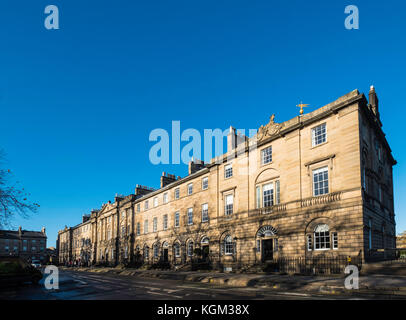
[0,256,43,286]
[31,260,42,269]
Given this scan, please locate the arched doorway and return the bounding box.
[201,237,210,260]
[256,226,278,262]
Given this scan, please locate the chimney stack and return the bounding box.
[227,126,237,152]
[18,226,22,236]
[188,159,205,175]
[160,172,178,188]
[41,227,46,234]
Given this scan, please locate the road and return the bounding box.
[0,269,404,300]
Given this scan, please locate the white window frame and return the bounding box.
[144,220,148,234]
[145,200,149,210]
[314,224,331,251]
[224,194,234,216]
[224,235,234,255]
[201,203,209,222]
[153,217,157,232]
[174,212,180,228]
[202,177,209,190]
[153,197,158,207]
[175,188,180,199]
[187,241,194,256]
[261,146,272,165]
[163,193,168,204]
[163,214,168,230]
[174,243,180,257]
[188,183,193,195]
[262,182,274,208]
[187,208,193,225]
[311,123,327,147]
[332,232,338,250]
[224,164,233,179]
[312,166,329,197]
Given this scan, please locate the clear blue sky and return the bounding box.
[1,0,405,247]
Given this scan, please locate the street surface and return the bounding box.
[0,269,404,300]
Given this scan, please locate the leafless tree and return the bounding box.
[0,150,39,228]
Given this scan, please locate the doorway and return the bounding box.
[202,245,209,261]
[163,248,168,262]
[262,239,273,262]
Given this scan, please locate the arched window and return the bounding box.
[314,224,330,250]
[144,246,149,260]
[224,235,234,255]
[187,241,194,256]
[174,242,180,257]
[153,243,159,259]
[201,237,209,245]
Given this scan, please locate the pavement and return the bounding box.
[58,266,406,296]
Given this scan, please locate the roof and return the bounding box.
[0,229,46,240]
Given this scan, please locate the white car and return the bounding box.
[31,260,42,268]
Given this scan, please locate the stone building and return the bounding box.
[0,227,47,263]
[57,214,94,266]
[58,87,397,270]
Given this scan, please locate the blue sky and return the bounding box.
[1,0,405,246]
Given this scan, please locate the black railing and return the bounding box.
[260,255,362,275]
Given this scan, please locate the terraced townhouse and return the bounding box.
[58,86,397,271]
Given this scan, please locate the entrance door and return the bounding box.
[163,248,168,262]
[202,245,209,261]
[262,239,273,262]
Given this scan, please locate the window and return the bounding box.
[274,239,279,251]
[174,212,180,228]
[201,203,209,222]
[187,241,193,256]
[163,214,168,230]
[368,219,373,249]
[275,180,280,204]
[307,235,312,251]
[225,194,233,215]
[375,140,382,162]
[187,183,193,195]
[175,188,180,199]
[202,177,208,190]
[153,217,157,232]
[224,164,233,178]
[256,240,261,252]
[174,243,180,257]
[314,224,330,250]
[153,244,159,259]
[312,123,327,147]
[224,235,234,255]
[313,167,329,196]
[263,183,274,207]
[145,200,149,210]
[23,246,27,252]
[256,186,261,209]
[144,220,148,234]
[332,232,338,249]
[144,246,149,260]
[153,197,158,207]
[31,247,36,251]
[163,193,168,204]
[261,146,272,165]
[121,226,126,237]
[187,208,193,225]
[137,203,141,212]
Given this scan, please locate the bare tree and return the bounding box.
[0,150,39,228]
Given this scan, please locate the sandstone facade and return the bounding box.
[58,87,397,269]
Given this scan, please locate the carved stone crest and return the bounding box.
[257,114,283,141]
